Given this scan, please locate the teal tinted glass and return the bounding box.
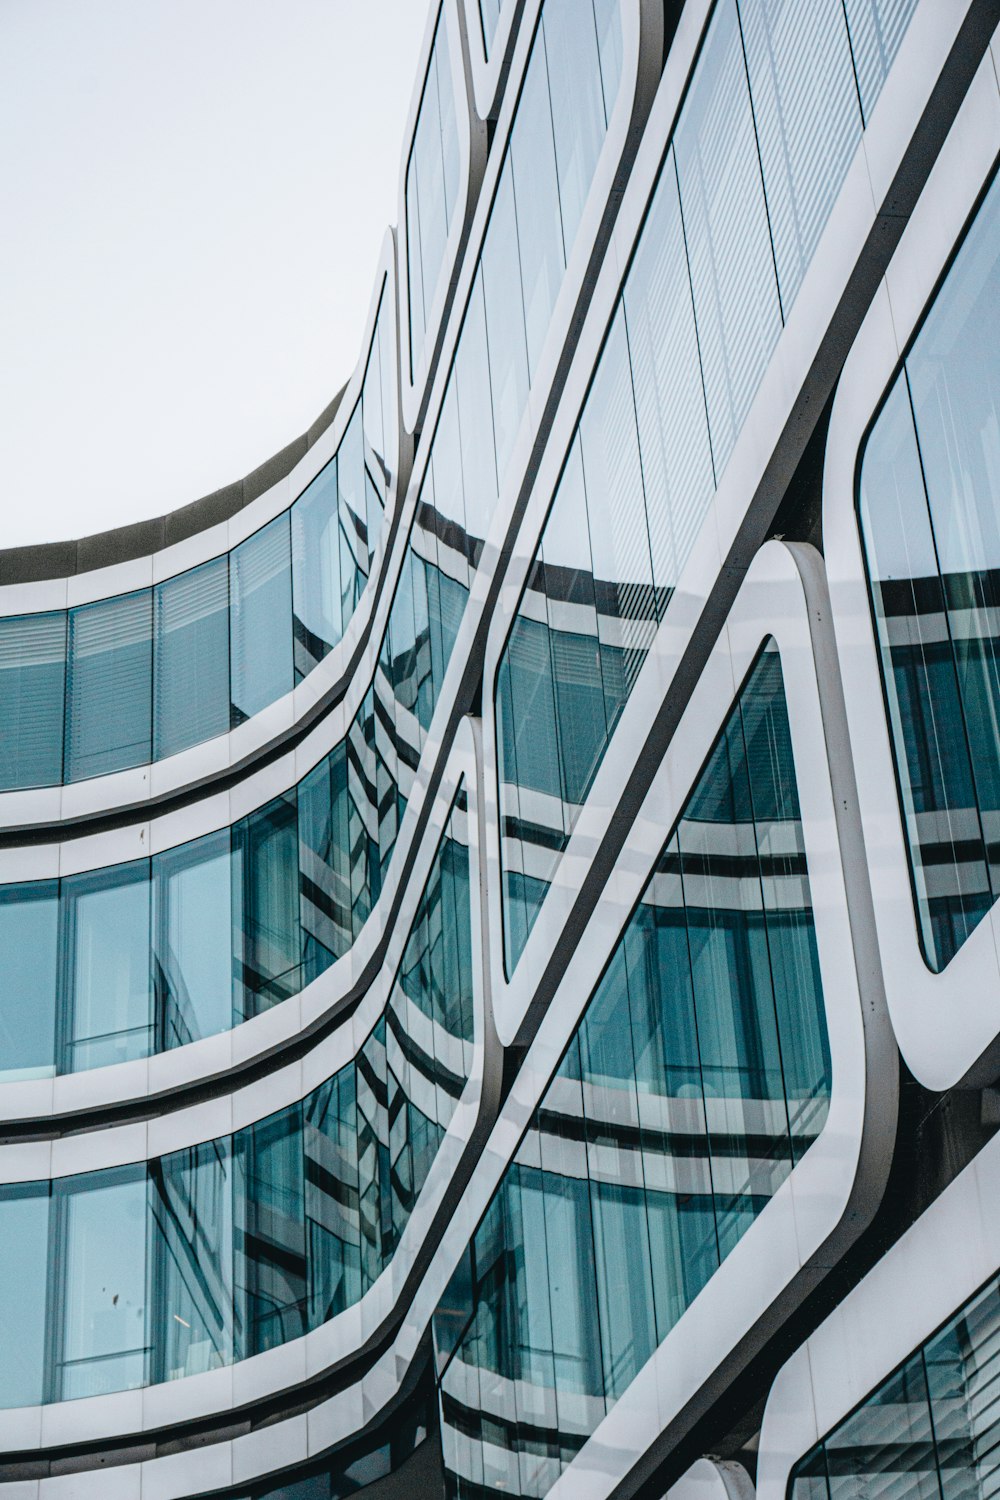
[859,171,1000,970]
[65,588,153,781]
[0,879,58,1080]
[61,861,153,1073]
[229,513,294,724]
[789,1273,1000,1500]
[441,645,831,1486]
[0,806,472,1408]
[153,555,230,759]
[0,611,66,788]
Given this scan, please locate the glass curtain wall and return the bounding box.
[436,644,832,1497]
[0,292,395,789]
[790,1271,1000,1500]
[496,0,918,973]
[858,169,1000,972]
[406,8,461,380]
[0,799,474,1409]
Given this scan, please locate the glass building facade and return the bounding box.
[0,0,998,1496]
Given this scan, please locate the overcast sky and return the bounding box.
[0,0,433,548]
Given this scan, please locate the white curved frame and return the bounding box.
[824,29,1000,1091]
[478,0,986,1053]
[397,0,488,437]
[0,542,894,1499]
[0,231,410,832]
[756,1119,1000,1500]
[0,717,500,1462]
[462,0,528,122]
[0,0,660,1128]
[432,542,896,1500]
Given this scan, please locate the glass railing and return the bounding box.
[436,644,831,1496]
[858,167,1000,973]
[0,287,396,792]
[495,0,920,974]
[0,799,474,1409]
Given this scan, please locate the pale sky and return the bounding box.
[0,0,434,548]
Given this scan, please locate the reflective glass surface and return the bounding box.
[65,588,153,781]
[497,0,918,972]
[0,294,394,789]
[479,0,502,57]
[0,801,473,1408]
[858,170,1000,971]
[406,10,460,379]
[0,486,471,1078]
[439,645,831,1495]
[790,1272,1000,1500]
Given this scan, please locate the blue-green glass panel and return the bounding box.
[153,555,230,759]
[61,861,153,1073]
[235,1102,307,1357]
[0,1186,48,1408]
[54,1165,148,1400]
[65,588,153,781]
[0,611,66,789]
[291,451,343,680]
[152,1139,234,1381]
[0,879,57,1080]
[153,830,234,1050]
[229,513,293,724]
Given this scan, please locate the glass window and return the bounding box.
[406,13,458,378]
[542,0,607,256]
[54,1166,148,1400]
[481,160,530,482]
[65,588,153,781]
[738,0,862,315]
[337,403,369,612]
[152,1140,234,1381]
[291,452,343,681]
[236,1103,307,1357]
[509,35,565,380]
[444,644,831,1487]
[623,150,715,594]
[0,879,58,1080]
[0,1186,49,1408]
[674,0,782,479]
[305,1070,361,1330]
[229,513,294,725]
[61,861,153,1073]
[455,271,499,549]
[153,555,230,760]
[234,792,301,1020]
[0,610,66,790]
[858,173,1000,971]
[842,0,920,122]
[153,830,234,1050]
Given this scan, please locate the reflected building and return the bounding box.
[0,1,999,1498]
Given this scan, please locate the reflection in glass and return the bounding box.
[858,171,1000,970]
[229,513,294,725]
[154,830,234,1050]
[440,645,831,1492]
[790,1272,1000,1500]
[0,880,58,1079]
[62,862,152,1073]
[0,803,473,1409]
[55,1167,148,1400]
